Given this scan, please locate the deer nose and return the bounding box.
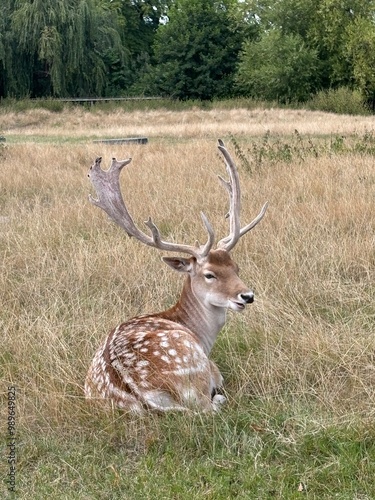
[240,291,254,304]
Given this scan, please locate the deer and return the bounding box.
[84,139,268,413]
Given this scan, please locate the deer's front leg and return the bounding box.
[209,359,226,410]
[209,359,224,390]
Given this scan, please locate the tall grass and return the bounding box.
[0,90,371,115]
[0,97,285,115]
[1,107,374,498]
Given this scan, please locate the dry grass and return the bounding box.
[2,106,375,142]
[1,106,375,497]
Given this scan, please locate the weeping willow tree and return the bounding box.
[2,0,127,97]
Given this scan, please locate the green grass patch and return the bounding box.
[2,405,374,499]
[4,135,98,145]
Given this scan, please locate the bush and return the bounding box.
[0,97,66,113]
[306,87,369,115]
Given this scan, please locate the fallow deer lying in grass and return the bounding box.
[84,140,268,413]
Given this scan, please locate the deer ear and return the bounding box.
[162,256,194,273]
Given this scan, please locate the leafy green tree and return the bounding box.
[235,0,328,94]
[235,0,375,101]
[140,0,247,100]
[236,29,319,102]
[0,2,8,96]
[114,0,171,51]
[108,0,173,93]
[346,16,375,102]
[307,0,375,88]
[240,0,317,37]
[2,0,375,103]
[2,0,127,97]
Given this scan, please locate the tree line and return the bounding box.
[1,0,375,104]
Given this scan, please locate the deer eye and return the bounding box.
[204,273,216,280]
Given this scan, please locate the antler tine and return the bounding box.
[218,202,269,248]
[216,139,242,251]
[88,156,215,260]
[199,212,216,257]
[144,213,214,259]
[216,139,268,252]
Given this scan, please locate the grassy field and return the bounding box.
[1,105,375,498]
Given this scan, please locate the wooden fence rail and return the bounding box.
[31,96,164,105]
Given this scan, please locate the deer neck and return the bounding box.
[160,276,227,356]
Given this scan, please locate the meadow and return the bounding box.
[1,104,374,498]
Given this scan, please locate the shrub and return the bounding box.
[306,87,369,115]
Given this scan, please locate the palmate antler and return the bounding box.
[88,140,268,259]
[88,157,214,260]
